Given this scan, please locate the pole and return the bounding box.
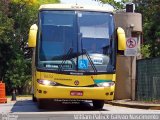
[11,89,16,101]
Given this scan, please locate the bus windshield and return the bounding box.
[38,10,116,73]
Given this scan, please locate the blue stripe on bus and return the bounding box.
[94,79,112,84]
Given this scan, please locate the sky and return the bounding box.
[60,0,120,10]
[60,0,104,5]
[60,0,122,4]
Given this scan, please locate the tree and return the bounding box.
[100,0,130,10]
[133,0,160,57]
[0,0,14,80]
[3,0,37,94]
[0,0,59,94]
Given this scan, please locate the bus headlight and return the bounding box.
[97,82,115,87]
[37,79,57,86]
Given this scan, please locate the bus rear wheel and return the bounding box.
[92,100,104,109]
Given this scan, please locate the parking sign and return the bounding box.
[125,37,138,56]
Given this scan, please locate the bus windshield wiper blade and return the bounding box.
[82,49,97,73]
[58,48,73,71]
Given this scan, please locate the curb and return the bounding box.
[105,100,160,110]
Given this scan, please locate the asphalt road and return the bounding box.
[0,99,160,120]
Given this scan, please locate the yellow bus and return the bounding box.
[28,4,126,109]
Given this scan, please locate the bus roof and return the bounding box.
[39,4,114,13]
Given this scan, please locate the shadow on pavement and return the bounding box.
[11,100,107,112]
[11,100,39,112]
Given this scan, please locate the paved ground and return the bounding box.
[5,97,160,110]
[106,99,160,110]
[0,97,160,113]
[1,97,160,120]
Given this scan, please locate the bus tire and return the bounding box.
[92,100,104,109]
[38,99,45,109]
[32,94,37,102]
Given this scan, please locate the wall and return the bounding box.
[114,12,142,32]
[114,12,142,100]
[115,56,131,99]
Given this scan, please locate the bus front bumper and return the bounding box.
[35,84,115,101]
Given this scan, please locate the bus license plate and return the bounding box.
[70,91,83,96]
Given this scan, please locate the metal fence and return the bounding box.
[136,57,160,101]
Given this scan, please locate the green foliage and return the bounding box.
[100,0,130,9]
[141,44,151,58]
[0,1,15,80]
[0,0,59,94]
[5,55,32,94]
[37,0,59,4]
[133,0,160,57]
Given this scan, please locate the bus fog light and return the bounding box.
[110,92,114,95]
[37,79,57,86]
[97,82,115,87]
[105,92,109,96]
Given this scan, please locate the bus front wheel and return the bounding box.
[92,100,104,109]
[32,94,37,102]
[38,99,46,109]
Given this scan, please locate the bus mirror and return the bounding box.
[28,24,38,48]
[117,27,126,51]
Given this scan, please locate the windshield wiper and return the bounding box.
[58,48,73,71]
[82,49,97,73]
[79,32,97,73]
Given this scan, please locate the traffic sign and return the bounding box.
[125,37,138,56]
